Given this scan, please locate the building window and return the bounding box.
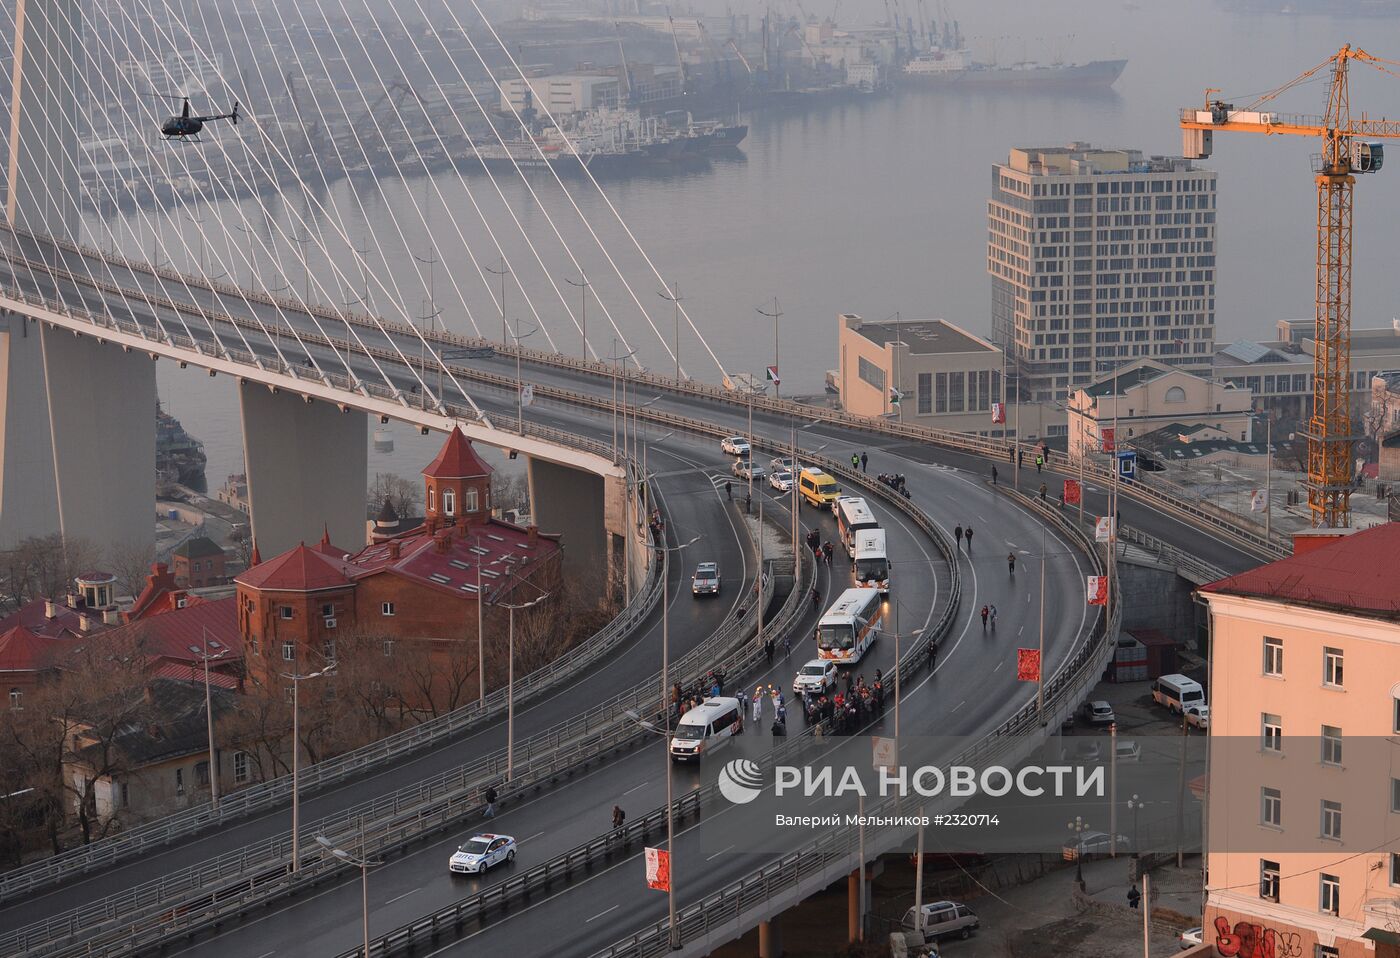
[949,372,965,412]
[1321,726,1342,766]
[1319,873,1340,914]
[234,751,249,785]
[1320,800,1342,840]
[7,688,20,711]
[1165,385,1186,402]
[381,602,395,616]
[1263,636,1283,676]
[279,606,293,620]
[321,603,334,617]
[935,372,948,413]
[428,488,435,512]
[1394,695,1400,735]
[1261,787,1281,827]
[1323,646,1344,687]
[917,373,932,415]
[466,487,479,513]
[857,356,886,393]
[175,768,185,796]
[1262,713,1283,752]
[196,760,210,787]
[1260,860,1280,901]
[1316,947,1339,958]
[322,639,336,663]
[1393,778,1400,813]
[282,641,295,662]
[382,640,394,658]
[443,489,456,516]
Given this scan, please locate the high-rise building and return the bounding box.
[988,143,1217,402]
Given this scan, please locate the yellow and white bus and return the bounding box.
[835,496,879,554]
[816,587,884,664]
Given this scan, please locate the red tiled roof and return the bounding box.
[0,625,60,673]
[422,427,492,480]
[1200,523,1400,619]
[0,598,112,641]
[148,660,241,690]
[112,596,242,665]
[235,543,354,593]
[349,520,558,600]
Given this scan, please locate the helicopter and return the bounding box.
[157,96,239,141]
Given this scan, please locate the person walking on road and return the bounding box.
[484,785,498,819]
[1035,454,1044,474]
[613,805,626,829]
[783,634,792,658]
[764,637,775,664]
[852,453,860,471]
[1017,449,1024,468]
[991,465,998,486]
[725,480,732,500]
[810,587,821,612]
[965,526,974,551]
[861,451,868,473]
[1009,446,1016,464]
[928,640,938,671]
[989,604,998,629]
[954,525,964,551]
[1039,482,1048,502]
[980,605,989,631]
[752,688,764,723]
[822,541,833,566]
[1007,552,1016,575]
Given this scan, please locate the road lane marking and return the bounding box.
[1018,626,1025,636]
[623,781,649,795]
[384,888,420,905]
[586,905,620,923]
[254,952,276,958]
[993,661,1003,672]
[521,832,545,844]
[705,844,735,861]
[952,700,966,712]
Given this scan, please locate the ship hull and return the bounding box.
[902,58,1127,89]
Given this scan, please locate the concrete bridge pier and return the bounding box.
[758,916,783,957]
[239,383,366,557]
[526,457,627,600]
[0,314,57,544]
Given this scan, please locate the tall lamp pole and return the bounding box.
[280,663,336,871]
[756,297,783,397]
[315,835,381,958]
[510,318,538,434]
[485,256,510,343]
[565,272,590,360]
[194,628,228,811]
[496,589,550,781]
[659,283,683,382]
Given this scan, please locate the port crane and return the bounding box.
[1180,45,1400,528]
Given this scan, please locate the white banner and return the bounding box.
[1250,489,1268,512]
[520,383,534,407]
[1094,517,1115,542]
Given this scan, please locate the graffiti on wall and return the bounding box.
[1213,917,1304,958]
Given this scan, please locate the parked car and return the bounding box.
[1061,831,1131,861]
[1114,740,1141,763]
[1180,927,1204,950]
[793,658,838,695]
[1184,704,1210,729]
[901,901,979,942]
[1081,700,1116,725]
[1060,739,1102,763]
[769,470,794,493]
[721,436,751,456]
[449,833,516,875]
[691,562,721,596]
[732,458,767,480]
[770,456,797,474]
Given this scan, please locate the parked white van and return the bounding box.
[669,697,742,762]
[1151,674,1205,714]
[901,901,980,942]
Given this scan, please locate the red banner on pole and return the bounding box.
[1087,575,1108,606]
[1016,648,1041,682]
[991,402,1006,424]
[645,847,671,891]
[1063,479,1081,505]
[1100,427,1116,453]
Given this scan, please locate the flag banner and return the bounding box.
[645,847,671,891]
[1250,489,1268,512]
[890,388,902,405]
[872,736,898,771]
[1100,427,1116,453]
[520,383,534,407]
[1016,648,1041,682]
[1094,517,1115,542]
[991,402,1006,424]
[1064,479,1081,505]
[1087,575,1108,606]
[766,365,780,385]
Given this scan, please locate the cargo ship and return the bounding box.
[902,48,1127,90]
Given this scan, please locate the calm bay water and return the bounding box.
[117,0,1400,484]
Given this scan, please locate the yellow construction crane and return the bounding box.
[1180,45,1400,528]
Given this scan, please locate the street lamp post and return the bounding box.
[1067,816,1090,888]
[628,529,702,951]
[496,590,550,781]
[315,835,381,958]
[565,272,590,360]
[485,256,510,343]
[756,298,782,398]
[509,318,538,434]
[659,283,683,383]
[193,628,228,811]
[1128,793,1143,856]
[280,663,336,872]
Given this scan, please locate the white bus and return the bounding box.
[816,587,884,664]
[835,496,879,554]
[852,529,889,594]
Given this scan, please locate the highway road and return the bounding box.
[0,231,1262,953]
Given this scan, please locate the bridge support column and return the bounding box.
[39,327,155,555]
[526,456,612,598]
[0,314,57,544]
[239,384,366,557]
[758,916,782,958]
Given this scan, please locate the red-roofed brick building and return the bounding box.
[1198,525,1400,958]
[236,429,561,697]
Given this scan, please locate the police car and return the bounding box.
[448,833,516,875]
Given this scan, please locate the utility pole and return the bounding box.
[485,256,510,343]
[197,628,228,812]
[565,272,590,360]
[659,282,683,382]
[1265,415,1273,539]
[510,319,538,434]
[756,297,783,397]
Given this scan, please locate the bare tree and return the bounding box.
[227,525,253,568]
[107,538,156,600]
[490,472,530,519]
[368,473,420,519]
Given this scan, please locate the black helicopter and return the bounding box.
[158,96,239,141]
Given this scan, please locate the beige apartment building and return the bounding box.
[1198,527,1400,958]
[835,313,1007,435]
[989,143,1217,402]
[1067,358,1253,459]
